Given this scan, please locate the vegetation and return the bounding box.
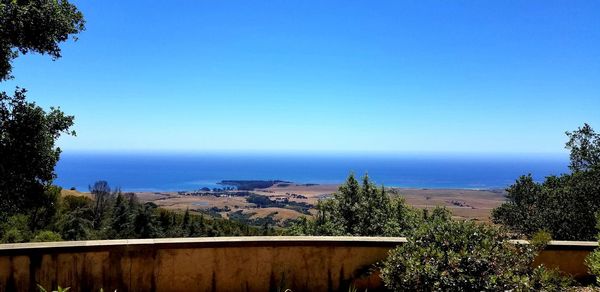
[37,285,70,292]
[0,0,84,239]
[492,123,600,240]
[0,89,75,223]
[381,218,572,291]
[0,1,597,289]
[585,214,600,286]
[586,246,600,285]
[246,194,312,214]
[0,0,85,81]
[288,173,427,237]
[0,180,272,243]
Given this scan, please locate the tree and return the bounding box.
[493,124,600,240]
[89,180,116,229]
[133,202,161,238]
[333,173,362,234]
[56,195,93,240]
[292,173,424,237]
[566,123,600,172]
[0,214,32,243]
[0,88,75,221]
[491,175,545,236]
[109,193,133,239]
[0,0,85,80]
[358,182,390,236]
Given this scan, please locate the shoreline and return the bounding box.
[61,182,508,194]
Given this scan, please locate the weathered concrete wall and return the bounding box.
[532,240,598,279]
[0,237,400,292]
[0,237,596,292]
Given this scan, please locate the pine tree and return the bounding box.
[110,193,132,239]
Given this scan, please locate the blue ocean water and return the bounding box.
[54,152,570,192]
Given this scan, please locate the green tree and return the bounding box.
[89,180,116,230]
[109,193,133,239]
[58,205,92,241]
[133,202,161,238]
[491,175,545,236]
[0,0,85,80]
[0,214,32,243]
[292,173,424,237]
[566,123,600,172]
[182,208,190,232]
[330,173,362,234]
[0,88,75,221]
[383,196,421,236]
[358,182,390,236]
[493,124,600,240]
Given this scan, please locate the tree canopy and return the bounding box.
[566,123,600,172]
[0,0,85,80]
[289,173,437,237]
[0,88,75,220]
[0,0,83,223]
[492,124,600,240]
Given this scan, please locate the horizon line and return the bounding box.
[58,148,570,158]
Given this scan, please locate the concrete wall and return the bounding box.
[0,237,596,292]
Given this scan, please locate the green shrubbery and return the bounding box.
[586,247,600,285]
[31,231,63,242]
[381,219,572,291]
[585,214,600,286]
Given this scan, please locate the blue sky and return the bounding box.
[1,1,599,154]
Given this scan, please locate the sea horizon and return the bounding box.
[54,151,570,192]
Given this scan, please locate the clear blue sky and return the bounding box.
[1,1,599,154]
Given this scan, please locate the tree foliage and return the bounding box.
[566,123,600,172]
[492,124,600,240]
[90,180,117,230]
[0,0,85,80]
[289,173,435,237]
[0,176,271,242]
[0,88,75,221]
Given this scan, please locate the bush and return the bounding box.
[586,244,600,285]
[32,230,63,242]
[0,214,32,243]
[529,265,574,291]
[381,219,540,291]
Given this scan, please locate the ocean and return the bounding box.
[53,152,570,192]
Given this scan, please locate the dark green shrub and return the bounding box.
[0,214,32,243]
[586,243,600,285]
[381,219,538,291]
[32,230,63,242]
[529,265,574,291]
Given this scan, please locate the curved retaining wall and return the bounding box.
[0,237,596,292]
